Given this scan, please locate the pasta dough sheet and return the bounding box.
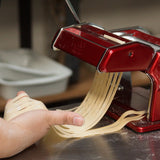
[4,93,47,121]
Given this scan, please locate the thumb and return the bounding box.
[47,110,84,126]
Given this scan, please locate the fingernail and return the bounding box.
[73,117,84,126]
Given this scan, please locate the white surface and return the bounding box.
[0,72,71,99]
[0,49,72,99]
[0,49,68,76]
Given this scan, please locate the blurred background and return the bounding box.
[0,0,160,112]
[0,0,160,51]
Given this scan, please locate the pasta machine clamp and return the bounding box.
[52,23,160,133]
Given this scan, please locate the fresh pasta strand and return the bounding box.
[53,71,145,138]
[54,72,117,133]
[53,111,145,138]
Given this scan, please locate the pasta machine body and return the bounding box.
[52,23,160,133]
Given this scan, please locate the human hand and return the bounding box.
[0,91,84,158]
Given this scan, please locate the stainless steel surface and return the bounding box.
[65,0,81,23]
[5,103,160,160]
[112,31,160,52]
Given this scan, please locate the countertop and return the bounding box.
[4,105,160,160]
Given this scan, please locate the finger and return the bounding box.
[17,91,27,96]
[47,110,84,126]
[12,92,29,103]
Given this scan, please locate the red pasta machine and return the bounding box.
[52,22,160,133]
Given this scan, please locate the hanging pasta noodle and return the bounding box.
[3,71,145,139]
[53,71,145,138]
